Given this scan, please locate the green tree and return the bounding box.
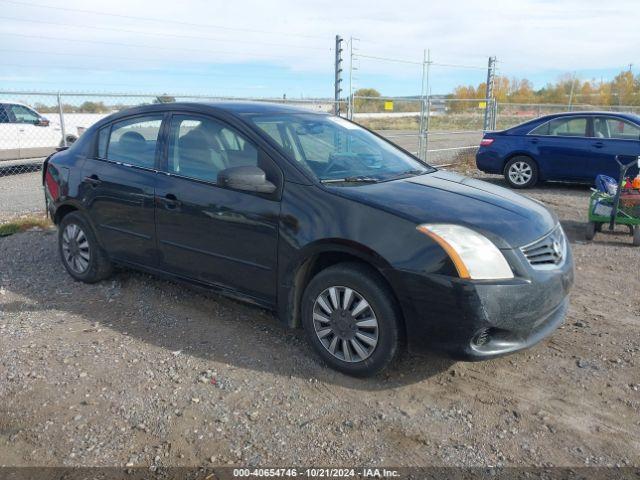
[353,88,384,113]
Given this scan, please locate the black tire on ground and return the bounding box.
[633,226,640,247]
[595,223,603,232]
[58,211,113,283]
[585,221,597,241]
[503,156,539,189]
[59,136,77,148]
[301,262,400,377]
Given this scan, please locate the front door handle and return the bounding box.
[592,142,604,148]
[161,193,181,210]
[84,174,101,186]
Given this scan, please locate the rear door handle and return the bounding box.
[161,193,181,209]
[529,137,539,144]
[592,142,604,148]
[83,174,101,186]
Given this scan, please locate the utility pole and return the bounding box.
[568,72,577,111]
[334,35,344,116]
[347,37,358,120]
[418,49,431,161]
[483,56,496,133]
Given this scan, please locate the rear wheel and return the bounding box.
[585,221,597,241]
[504,156,538,189]
[58,212,112,283]
[301,263,400,377]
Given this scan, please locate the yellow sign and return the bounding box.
[384,101,394,111]
[478,101,487,109]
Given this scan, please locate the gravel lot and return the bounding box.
[0,170,43,220]
[1,169,639,469]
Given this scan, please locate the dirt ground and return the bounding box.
[0,169,639,469]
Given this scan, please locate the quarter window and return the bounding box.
[593,117,640,140]
[106,116,162,168]
[167,115,259,183]
[97,127,109,158]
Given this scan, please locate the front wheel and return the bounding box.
[585,221,597,241]
[633,226,640,247]
[504,156,538,189]
[301,263,400,377]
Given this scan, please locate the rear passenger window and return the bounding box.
[167,115,258,183]
[547,117,587,137]
[0,105,10,124]
[107,116,162,168]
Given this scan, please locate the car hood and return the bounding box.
[330,170,557,248]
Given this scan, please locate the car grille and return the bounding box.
[521,225,566,269]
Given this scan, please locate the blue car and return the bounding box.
[476,112,640,188]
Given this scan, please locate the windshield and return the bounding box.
[247,113,433,183]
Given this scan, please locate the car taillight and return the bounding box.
[480,138,494,146]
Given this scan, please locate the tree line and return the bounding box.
[452,69,640,106]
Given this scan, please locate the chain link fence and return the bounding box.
[352,95,491,166]
[2,90,640,221]
[0,91,338,220]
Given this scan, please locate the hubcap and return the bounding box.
[312,286,379,363]
[508,161,532,185]
[61,223,91,274]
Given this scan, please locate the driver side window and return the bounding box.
[9,105,40,124]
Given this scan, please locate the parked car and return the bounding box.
[43,102,574,376]
[476,111,640,188]
[0,102,78,161]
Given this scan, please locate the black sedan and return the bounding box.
[43,102,574,376]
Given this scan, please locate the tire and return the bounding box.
[58,211,112,283]
[504,156,538,189]
[633,226,640,247]
[301,262,400,377]
[59,135,77,148]
[585,221,596,241]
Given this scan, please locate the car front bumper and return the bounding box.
[387,241,575,360]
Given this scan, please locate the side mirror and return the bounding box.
[217,166,277,194]
[35,118,50,127]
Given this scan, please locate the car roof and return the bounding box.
[536,111,640,122]
[0,101,33,108]
[116,101,328,117]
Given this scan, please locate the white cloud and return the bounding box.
[0,0,637,92]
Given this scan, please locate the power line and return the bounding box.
[0,15,331,51]
[0,0,327,40]
[0,49,333,72]
[2,33,308,60]
[1,62,330,80]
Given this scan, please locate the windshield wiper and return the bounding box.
[384,169,429,181]
[320,176,380,184]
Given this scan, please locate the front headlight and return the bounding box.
[416,224,514,280]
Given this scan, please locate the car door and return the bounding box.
[155,113,281,304]
[590,116,640,179]
[527,116,592,180]
[80,114,164,266]
[0,104,20,161]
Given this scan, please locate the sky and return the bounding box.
[0,0,637,99]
